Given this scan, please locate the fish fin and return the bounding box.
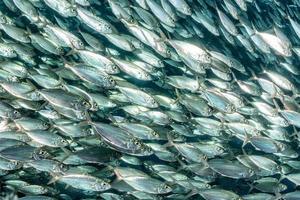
[65,49,76,57]
[185,189,199,199]
[231,71,238,83]
[57,147,72,163]
[64,184,70,190]
[112,169,123,182]
[248,68,258,81]
[274,193,282,200]
[106,113,117,123]
[272,98,280,113]
[162,133,175,148]
[242,133,250,148]
[47,125,56,132]
[47,173,61,185]
[174,88,181,103]
[176,158,187,172]
[25,26,32,35]
[37,101,48,111]
[25,79,37,90]
[278,174,286,182]
[291,126,298,137]
[264,27,275,34]
[78,120,90,127]
[84,110,92,123]
[257,63,267,74]
[246,182,254,194]
[195,76,204,91]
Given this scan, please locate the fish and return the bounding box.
[0,0,300,199]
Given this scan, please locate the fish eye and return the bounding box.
[129,18,134,23]
[82,101,90,107]
[205,54,210,61]
[280,184,287,190]
[12,161,19,165]
[163,184,170,189]
[71,7,77,13]
[39,150,47,155]
[13,110,20,117]
[277,143,284,150]
[79,41,84,47]
[152,131,159,137]
[80,111,86,116]
[112,65,117,70]
[185,6,191,13]
[93,102,98,108]
[166,49,171,56]
[157,60,163,66]
[206,107,212,114]
[170,17,175,23]
[86,128,92,134]
[57,47,64,53]
[61,139,68,144]
[216,146,222,151]
[101,182,108,187]
[105,25,111,30]
[171,132,179,138]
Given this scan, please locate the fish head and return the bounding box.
[73,99,91,111]
[39,121,50,130]
[106,64,120,75]
[8,110,21,119]
[225,104,236,113]
[104,77,116,89]
[55,163,69,173]
[8,160,22,170]
[56,138,69,147]
[145,97,158,108]
[94,180,111,191]
[66,6,78,17]
[158,183,172,194]
[71,38,85,50]
[183,6,192,15]
[83,127,94,136]
[140,144,153,156]
[36,149,50,159]
[150,130,160,139]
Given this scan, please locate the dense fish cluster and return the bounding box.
[1,0,300,199]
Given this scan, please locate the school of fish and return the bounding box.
[0,0,300,199]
